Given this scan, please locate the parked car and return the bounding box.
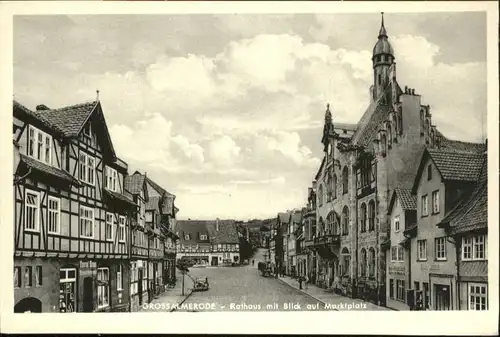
[193,277,209,292]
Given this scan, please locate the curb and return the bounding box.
[276,277,331,308]
[170,275,194,312]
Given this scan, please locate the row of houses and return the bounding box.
[269,15,488,311]
[175,219,241,267]
[13,98,179,313]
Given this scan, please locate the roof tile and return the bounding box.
[394,188,417,210]
[428,149,484,182]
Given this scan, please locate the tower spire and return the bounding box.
[379,12,387,38]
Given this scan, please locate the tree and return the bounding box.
[239,236,256,261]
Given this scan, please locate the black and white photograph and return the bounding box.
[0,1,498,335]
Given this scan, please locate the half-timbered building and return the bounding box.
[13,99,136,313]
[124,171,150,311]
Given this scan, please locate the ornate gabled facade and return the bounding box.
[13,99,136,313]
[309,13,479,305]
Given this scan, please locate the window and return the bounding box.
[417,240,427,260]
[105,213,113,241]
[105,166,118,192]
[421,195,428,216]
[342,167,349,194]
[118,216,126,242]
[25,189,40,232]
[360,203,367,232]
[79,206,94,238]
[97,268,110,308]
[368,200,375,231]
[59,268,76,312]
[318,185,324,206]
[117,265,123,291]
[427,164,432,180]
[185,234,190,241]
[83,123,91,137]
[394,215,400,232]
[360,249,367,276]
[368,248,375,277]
[47,196,60,234]
[396,279,405,302]
[35,266,42,287]
[342,206,349,236]
[473,235,486,260]
[391,246,404,262]
[468,283,488,310]
[462,237,472,260]
[435,237,447,261]
[389,279,394,299]
[24,266,32,287]
[27,125,52,165]
[432,190,440,214]
[332,174,337,199]
[79,152,95,185]
[14,267,21,288]
[378,73,382,85]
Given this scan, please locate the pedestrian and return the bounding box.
[298,276,303,290]
[304,275,309,290]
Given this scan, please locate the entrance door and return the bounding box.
[83,277,93,312]
[434,284,451,310]
[138,269,143,305]
[211,256,218,266]
[14,297,42,313]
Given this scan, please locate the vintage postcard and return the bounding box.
[0,1,498,335]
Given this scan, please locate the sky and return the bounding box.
[13,12,487,220]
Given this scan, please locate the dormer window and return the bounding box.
[28,125,52,165]
[105,166,118,192]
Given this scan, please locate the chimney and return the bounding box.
[36,104,50,111]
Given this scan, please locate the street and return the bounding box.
[174,248,322,312]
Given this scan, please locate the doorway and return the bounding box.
[82,277,93,312]
[138,269,143,305]
[434,284,451,310]
[14,297,42,313]
[211,256,218,266]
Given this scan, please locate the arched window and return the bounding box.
[332,174,337,199]
[342,166,349,194]
[327,212,335,235]
[360,249,367,276]
[368,200,375,231]
[342,206,349,236]
[380,134,387,155]
[360,203,367,232]
[420,109,425,134]
[340,247,350,276]
[318,185,323,206]
[369,247,376,277]
[326,172,332,201]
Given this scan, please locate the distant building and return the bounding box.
[175,219,240,266]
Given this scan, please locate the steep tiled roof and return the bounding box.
[13,101,64,134]
[291,212,302,224]
[394,188,417,210]
[278,212,291,224]
[206,220,239,244]
[440,154,487,235]
[353,103,391,147]
[146,196,161,212]
[19,154,78,184]
[427,149,484,182]
[124,173,145,195]
[437,131,486,154]
[34,101,98,137]
[175,220,211,245]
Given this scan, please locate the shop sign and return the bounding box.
[80,261,96,270]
